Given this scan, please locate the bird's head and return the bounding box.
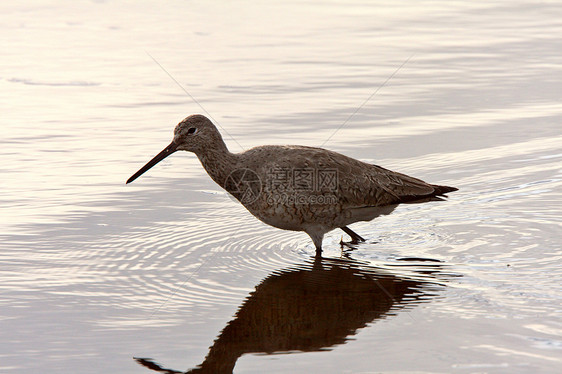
[172,114,222,154]
[126,114,223,184]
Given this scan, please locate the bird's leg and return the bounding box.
[315,245,323,257]
[340,226,365,244]
[339,236,349,251]
[306,230,324,257]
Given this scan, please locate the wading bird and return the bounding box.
[127,114,457,255]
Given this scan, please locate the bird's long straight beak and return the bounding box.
[126,141,178,184]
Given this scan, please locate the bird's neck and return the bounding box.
[196,141,238,188]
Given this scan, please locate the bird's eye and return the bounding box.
[187,127,197,135]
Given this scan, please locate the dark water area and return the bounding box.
[135,256,447,373]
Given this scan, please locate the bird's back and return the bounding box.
[238,144,457,209]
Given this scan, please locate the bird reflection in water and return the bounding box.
[135,255,448,373]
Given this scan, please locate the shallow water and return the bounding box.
[1,1,561,373]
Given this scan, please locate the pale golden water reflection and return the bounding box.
[135,256,447,373]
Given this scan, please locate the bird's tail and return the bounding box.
[402,184,458,204]
[432,185,458,196]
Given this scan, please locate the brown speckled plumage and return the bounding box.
[127,114,458,254]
